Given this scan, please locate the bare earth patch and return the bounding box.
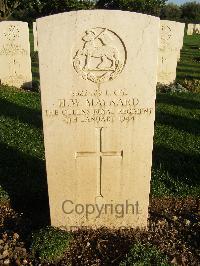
[0,197,199,265]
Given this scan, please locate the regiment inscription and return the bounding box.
[45,88,153,125]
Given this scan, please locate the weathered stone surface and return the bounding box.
[158,20,185,85]
[187,24,195,35]
[177,23,185,61]
[37,10,160,229]
[0,21,32,88]
[194,24,200,34]
[33,22,38,51]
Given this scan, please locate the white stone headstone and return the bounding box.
[194,24,200,34]
[158,20,185,85]
[37,10,160,229]
[177,23,185,61]
[33,22,38,51]
[0,21,32,88]
[187,24,195,35]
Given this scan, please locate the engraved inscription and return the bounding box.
[73,28,127,84]
[75,127,123,199]
[45,88,154,125]
[161,25,172,42]
[0,24,28,86]
[0,43,27,56]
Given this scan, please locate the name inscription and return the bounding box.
[45,88,153,125]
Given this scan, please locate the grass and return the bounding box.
[31,227,72,263]
[119,242,170,266]
[176,34,200,83]
[152,92,200,196]
[0,86,48,226]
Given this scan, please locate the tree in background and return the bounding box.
[160,3,181,21]
[0,0,20,21]
[5,0,95,22]
[95,0,166,16]
[181,1,200,23]
[40,0,94,16]
[1,0,200,24]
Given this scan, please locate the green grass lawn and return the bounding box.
[176,34,200,83]
[152,92,200,196]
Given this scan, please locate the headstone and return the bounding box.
[187,24,194,35]
[194,24,200,34]
[37,10,160,229]
[0,21,32,88]
[158,20,185,85]
[177,23,185,61]
[33,22,38,51]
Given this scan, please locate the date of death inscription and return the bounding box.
[45,88,154,125]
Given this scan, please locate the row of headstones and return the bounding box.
[187,23,200,35]
[0,11,186,229]
[0,18,185,90]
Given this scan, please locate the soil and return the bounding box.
[0,197,199,266]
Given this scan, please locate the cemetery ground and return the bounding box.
[176,34,200,92]
[0,33,199,265]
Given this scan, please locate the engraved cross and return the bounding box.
[75,127,123,198]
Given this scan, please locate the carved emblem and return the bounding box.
[161,25,172,42]
[73,28,126,84]
[4,25,20,42]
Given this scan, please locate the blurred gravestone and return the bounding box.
[194,24,200,34]
[37,10,160,229]
[187,24,195,35]
[158,20,185,85]
[33,22,38,51]
[0,21,32,88]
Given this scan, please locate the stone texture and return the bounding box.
[194,24,200,34]
[177,23,185,60]
[187,24,195,35]
[37,10,160,229]
[33,22,38,51]
[0,21,32,88]
[158,20,185,85]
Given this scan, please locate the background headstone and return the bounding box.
[194,24,200,34]
[0,21,32,88]
[177,22,185,61]
[33,22,38,51]
[37,10,160,229]
[158,20,185,85]
[187,23,195,35]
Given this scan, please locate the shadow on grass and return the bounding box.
[156,111,200,136]
[32,62,39,68]
[178,63,200,70]
[157,93,200,110]
[152,145,200,189]
[181,50,200,56]
[176,72,200,80]
[177,66,200,72]
[32,71,40,80]
[0,142,50,228]
[0,98,42,129]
